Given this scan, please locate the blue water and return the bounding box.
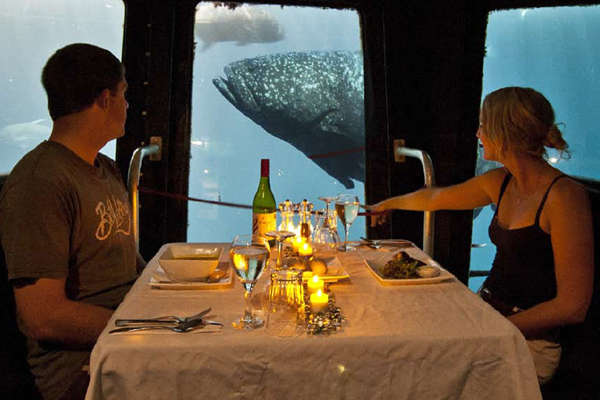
[0,0,123,172]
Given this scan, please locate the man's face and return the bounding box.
[107,78,128,138]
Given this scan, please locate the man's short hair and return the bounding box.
[41,43,124,120]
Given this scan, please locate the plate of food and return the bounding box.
[363,248,453,285]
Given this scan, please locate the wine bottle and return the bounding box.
[252,159,276,244]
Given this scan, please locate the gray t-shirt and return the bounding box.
[0,141,138,400]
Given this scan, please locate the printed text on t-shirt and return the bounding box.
[95,196,131,240]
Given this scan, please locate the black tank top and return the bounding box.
[483,173,567,310]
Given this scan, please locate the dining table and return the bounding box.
[85,241,542,400]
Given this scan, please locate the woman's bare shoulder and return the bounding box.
[548,175,591,213]
[476,167,508,201]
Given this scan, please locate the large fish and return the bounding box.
[213,51,365,188]
[195,3,285,51]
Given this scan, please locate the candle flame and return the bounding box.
[312,275,319,283]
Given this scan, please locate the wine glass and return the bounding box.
[229,234,269,329]
[335,194,360,252]
[265,230,296,270]
[313,196,341,249]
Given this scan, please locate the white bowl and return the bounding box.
[158,244,222,282]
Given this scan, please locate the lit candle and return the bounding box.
[298,242,313,256]
[310,289,329,313]
[307,274,324,293]
[292,236,304,252]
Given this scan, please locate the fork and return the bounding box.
[109,317,223,334]
[115,307,211,326]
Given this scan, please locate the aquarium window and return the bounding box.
[0,0,124,174]
[469,5,600,291]
[188,2,365,242]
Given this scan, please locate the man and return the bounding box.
[0,43,140,400]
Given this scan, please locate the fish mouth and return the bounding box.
[212,77,236,106]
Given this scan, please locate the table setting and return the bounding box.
[85,193,542,400]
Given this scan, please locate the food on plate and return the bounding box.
[380,251,426,279]
[309,258,328,275]
[416,265,440,278]
[286,257,306,270]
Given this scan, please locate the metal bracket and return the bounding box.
[393,139,406,162]
[149,136,162,161]
[393,142,436,256]
[127,143,161,252]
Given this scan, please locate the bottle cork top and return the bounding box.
[261,159,269,177]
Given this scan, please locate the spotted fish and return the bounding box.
[213,51,365,188]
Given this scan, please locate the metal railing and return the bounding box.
[394,144,436,256]
[127,144,161,251]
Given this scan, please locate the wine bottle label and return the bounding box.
[252,212,276,242]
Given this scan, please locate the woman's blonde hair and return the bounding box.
[480,87,569,159]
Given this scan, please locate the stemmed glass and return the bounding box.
[313,196,341,249]
[229,234,269,329]
[335,194,360,252]
[265,230,296,270]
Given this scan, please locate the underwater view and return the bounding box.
[188,4,365,243]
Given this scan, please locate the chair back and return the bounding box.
[0,174,41,399]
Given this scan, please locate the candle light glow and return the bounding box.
[292,235,304,252]
[298,241,313,256]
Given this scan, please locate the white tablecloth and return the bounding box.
[85,243,541,400]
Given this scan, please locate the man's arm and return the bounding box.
[13,277,112,348]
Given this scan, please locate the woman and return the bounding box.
[368,86,594,384]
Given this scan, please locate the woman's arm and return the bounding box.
[368,167,507,226]
[508,179,594,338]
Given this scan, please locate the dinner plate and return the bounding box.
[362,248,453,286]
[301,256,349,282]
[149,243,234,290]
